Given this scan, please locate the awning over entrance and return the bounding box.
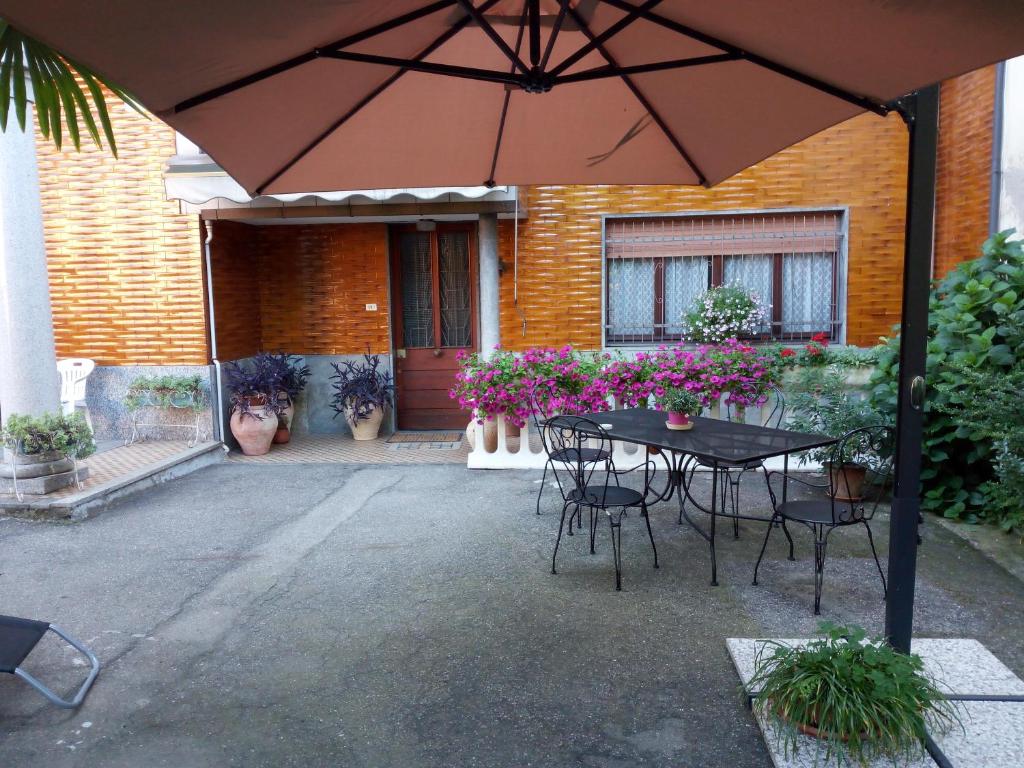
[165,134,519,217]
[167,134,520,218]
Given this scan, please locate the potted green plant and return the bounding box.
[1,412,96,491]
[224,360,283,455]
[748,624,960,767]
[330,355,394,440]
[787,368,890,501]
[124,375,206,412]
[656,387,702,431]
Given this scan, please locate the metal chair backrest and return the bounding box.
[57,358,95,411]
[827,425,894,525]
[724,384,785,428]
[541,416,614,506]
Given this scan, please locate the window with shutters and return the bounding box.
[604,210,845,345]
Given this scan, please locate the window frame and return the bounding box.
[600,207,849,349]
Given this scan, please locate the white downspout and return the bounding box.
[203,220,225,443]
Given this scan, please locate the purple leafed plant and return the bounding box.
[330,355,394,425]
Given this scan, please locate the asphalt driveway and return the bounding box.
[1,462,1022,767]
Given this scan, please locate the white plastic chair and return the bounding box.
[57,358,95,431]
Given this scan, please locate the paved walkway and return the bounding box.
[1,463,1022,767]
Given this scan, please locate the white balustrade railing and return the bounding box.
[466,398,814,471]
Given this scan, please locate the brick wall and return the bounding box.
[36,104,206,365]
[498,112,910,349]
[208,222,391,359]
[257,223,390,355]
[208,220,261,361]
[934,66,996,278]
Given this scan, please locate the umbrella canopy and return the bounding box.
[3,1,1023,195]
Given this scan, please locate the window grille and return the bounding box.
[604,211,844,344]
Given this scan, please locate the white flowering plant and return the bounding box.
[683,283,768,344]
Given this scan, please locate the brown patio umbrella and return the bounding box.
[4,1,1024,670]
[1,1,1022,195]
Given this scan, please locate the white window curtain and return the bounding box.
[724,254,773,334]
[783,252,834,335]
[664,256,710,335]
[607,259,655,336]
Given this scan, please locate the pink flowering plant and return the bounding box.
[694,338,777,410]
[449,349,533,427]
[522,346,611,417]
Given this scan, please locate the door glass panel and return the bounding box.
[439,232,472,348]
[400,232,434,348]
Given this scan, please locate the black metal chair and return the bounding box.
[1,614,100,708]
[753,425,894,614]
[531,397,612,518]
[681,385,788,541]
[544,416,659,591]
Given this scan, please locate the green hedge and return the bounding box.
[868,230,1024,532]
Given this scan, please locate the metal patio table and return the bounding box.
[576,408,838,586]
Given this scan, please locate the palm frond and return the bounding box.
[0,19,145,157]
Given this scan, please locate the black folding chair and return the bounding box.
[1,614,100,708]
[753,425,894,614]
[545,416,659,591]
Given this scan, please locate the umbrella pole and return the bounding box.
[884,84,939,653]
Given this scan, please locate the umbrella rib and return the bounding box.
[320,50,522,86]
[561,1,708,185]
[594,0,889,116]
[173,0,458,113]
[554,52,739,84]
[548,0,663,78]
[252,0,504,195]
[539,1,568,71]
[487,1,530,185]
[456,0,530,75]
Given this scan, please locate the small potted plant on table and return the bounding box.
[656,387,702,431]
[748,624,960,767]
[330,354,394,441]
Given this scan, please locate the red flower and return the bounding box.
[811,332,830,345]
[780,348,796,358]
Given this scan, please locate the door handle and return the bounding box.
[910,376,926,410]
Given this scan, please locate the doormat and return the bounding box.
[386,431,464,447]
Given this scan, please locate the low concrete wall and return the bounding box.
[86,364,216,443]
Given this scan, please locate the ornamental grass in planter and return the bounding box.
[748,624,960,767]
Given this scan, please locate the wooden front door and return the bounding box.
[390,223,476,430]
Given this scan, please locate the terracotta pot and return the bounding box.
[278,395,295,430]
[665,410,694,431]
[346,405,385,441]
[273,424,291,444]
[465,418,499,451]
[230,406,278,456]
[829,462,868,502]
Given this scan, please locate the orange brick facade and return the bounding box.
[36,104,206,365]
[934,66,996,279]
[498,112,910,350]
[209,222,390,358]
[32,71,999,364]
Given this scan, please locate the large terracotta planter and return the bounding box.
[828,462,868,502]
[230,406,278,456]
[346,405,385,440]
[466,421,516,450]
